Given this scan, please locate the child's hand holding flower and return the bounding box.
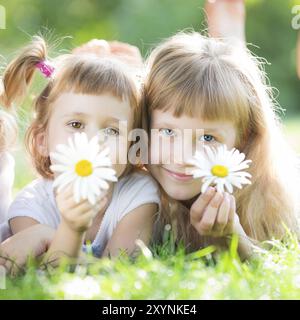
[55,185,108,233]
[190,187,239,238]
[187,145,251,238]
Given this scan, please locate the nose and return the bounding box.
[81,126,107,146]
[182,138,197,165]
[97,130,109,144]
[170,132,198,165]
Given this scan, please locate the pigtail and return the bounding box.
[0,35,47,109]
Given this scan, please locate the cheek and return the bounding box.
[106,138,128,163]
[149,137,174,165]
[148,164,159,180]
[47,122,70,153]
[221,130,237,149]
[106,137,128,178]
[228,137,237,149]
[225,129,237,149]
[148,164,203,200]
[149,140,160,164]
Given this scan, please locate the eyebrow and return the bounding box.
[62,112,89,119]
[62,112,121,122]
[151,122,179,129]
[203,128,226,135]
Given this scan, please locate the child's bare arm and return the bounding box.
[205,0,246,45]
[9,216,39,235]
[0,153,14,226]
[73,39,143,68]
[102,203,157,258]
[0,224,55,275]
[42,187,108,267]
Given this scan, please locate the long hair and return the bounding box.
[143,32,300,250]
[1,35,141,179]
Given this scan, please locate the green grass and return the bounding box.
[1,117,299,300]
[1,234,300,299]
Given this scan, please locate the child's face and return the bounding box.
[45,92,133,178]
[149,109,237,201]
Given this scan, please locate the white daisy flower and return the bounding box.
[186,145,252,194]
[50,132,117,205]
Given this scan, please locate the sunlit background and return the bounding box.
[0,0,299,192]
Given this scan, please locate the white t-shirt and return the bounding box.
[7,171,160,257]
[0,152,15,242]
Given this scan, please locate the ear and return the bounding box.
[36,130,48,157]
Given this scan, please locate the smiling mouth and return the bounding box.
[162,167,194,181]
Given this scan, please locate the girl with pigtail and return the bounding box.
[0,36,160,273]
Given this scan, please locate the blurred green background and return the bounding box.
[0,0,299,190]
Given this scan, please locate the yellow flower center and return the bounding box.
[75,160,93,177]
[211,165,229,178]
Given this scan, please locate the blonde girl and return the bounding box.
[0,36,160,270]
[142,32,300,259]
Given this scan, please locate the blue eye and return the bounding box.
[200,134,215,142]
[68,121,84,130]
[103,127,119,136]
[160,128,175,137]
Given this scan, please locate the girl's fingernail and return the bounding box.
[207,187,215,194]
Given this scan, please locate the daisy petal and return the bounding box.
[94,157,112,167]
[87,192,96,206]
[216,181,225,193]
[224,180,233,193]
[50,164,71,173]
[201,176,216,193]
[52,132,118,205]
[50,152,74,166]
[93,177,110,190]
[73,178,81,203]
[190,169,211,179]
[81,178,88,200]
[53,172,74,189]
[190,144,252,195]
[94,168,117,182]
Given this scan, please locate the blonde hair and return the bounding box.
[143,32,300,250]
[1,36,141,179]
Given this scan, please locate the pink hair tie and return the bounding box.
[36,60,54,78]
